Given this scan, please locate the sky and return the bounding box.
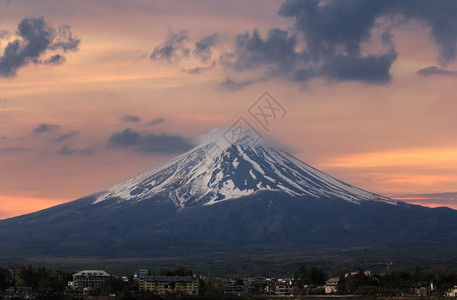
[1,0,457,218]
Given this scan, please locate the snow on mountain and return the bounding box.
[95,129,396,208]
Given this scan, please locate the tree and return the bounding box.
[15,278,27,289]
[337,270,378,295]
[198,279,224,298]
[0,267,13,290]
[102,277,128,294]
[295,265,327,287]
[13,266,73,293]
[309,267,326,285]
[331,268,346,278]
[159,267,193,277]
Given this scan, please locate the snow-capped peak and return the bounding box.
[94,129,396,208]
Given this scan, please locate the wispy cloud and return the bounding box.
[220,77,256,91]
[54,131,79,143]
[44,54,65,65]
[144,118,165,126]
[150,29,190,61]
[417,66,457,77]
[32,123,61,134]
[0,147,28,153]
[193,33,218,62]
[56,144,95,155]
[183,61,216,74]
[123,115,141,123]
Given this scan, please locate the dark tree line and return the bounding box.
[0,267,13,290]
[337,267,457,296]
[159,267,194,277]
[14,265,73,293]
[294,265,327,286]
[0,265,73,294]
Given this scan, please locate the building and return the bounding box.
[275,278,293,296]
[224,283,248,296]
[325,277,340,294]
[71,270,110,290]
[413,286,427,297]
[446,286,457,297]
[138,274,199,295]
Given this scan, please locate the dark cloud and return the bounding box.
[57,144,94,155]
[222,0,457,89]
[416,66,457,77]
[220,77,256,91]
[123,115,141,123]
[109,128,140,146]
[151,31,218,64]
[107,128,193,154]
[278,0,391,61]
[0,17,80,78]
[149,0,457,89]
[193,33,218,62]
[32,123,61,134]
[233,28,300,75]
[150,29,190,61]
[50,24,80,52]
[321,52,397,83]
[144,118,165,126]
[44,54,65,65]
[224,2,396,86]
[54,131,79,143]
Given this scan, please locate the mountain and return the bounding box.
[1,129,457,260]
[95,130,395,207]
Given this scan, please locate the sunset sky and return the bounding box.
[1,0,457,218]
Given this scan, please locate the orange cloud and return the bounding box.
[316,148,457,197]
[0,195,69,219]
[321,148,457,168]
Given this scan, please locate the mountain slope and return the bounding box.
[0,130,456,259]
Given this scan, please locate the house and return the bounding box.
[138,274,199,295]
[224,282,248,296]
[70,270,110,290]
[446,286,457,297]
[413,286,427,297]
[325,277,340,294]
[275,278,293,296]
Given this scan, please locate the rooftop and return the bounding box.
[74,270,110,277]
